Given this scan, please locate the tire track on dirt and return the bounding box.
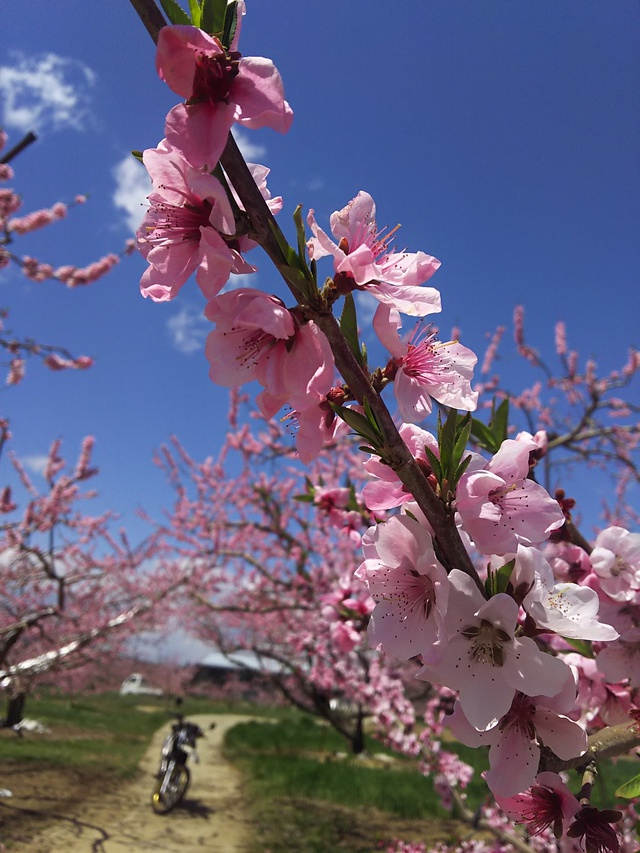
[16,714,256,852]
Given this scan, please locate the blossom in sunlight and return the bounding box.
[291,392,344,465]
[373,304,478,422]
[447,674,587,797]
[157,24,293,169]
[418,570,569,732]
[363,423,439,512]
[137,141,252,302]
[307,191,442,317]
[455,438,565,556]
[517,546,618,642]
[204,288,334,415]
[356,514,450,663]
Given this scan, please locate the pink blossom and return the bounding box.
[137,141,248,302]
[447,673,587,797]
[595,627,640,688]
[291,393,344,464]
[307,191,442,317]
[363,423,439,512]
[204,288,334,415]
[157,25,292,169]
[373,304,478,421]
[6,358,25,385]
[8,202,67,235]
[496,772,580,839]
[590,526,640,603]
[356,515,450,663]
[455,439,565,556]
[418,570,570,731]
[516,546,618,642]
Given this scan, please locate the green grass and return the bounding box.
[224,714,640,853]
[1,691,217,775]
[225,717,489,814]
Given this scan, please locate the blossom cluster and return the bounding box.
[133,4,639,850]
[0,133,129,289]
[136,8,481,462]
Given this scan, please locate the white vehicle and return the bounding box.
[119,673,163,697]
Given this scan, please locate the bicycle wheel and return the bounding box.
[151,765,190,814]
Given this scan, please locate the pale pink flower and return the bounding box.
[363,423,439,512]
[590,526,640,603]
[373,304,478,422]
[595,627,640,688]
[137,141,249,302]
[418,570,570,731]
[307,191,442,317]
[6,358,25,385]
[455,439,565,556]
[356,515,449,664]
[515,546,619,642]
[157,24,293,169]
[204,288,334,414]
[447,673,587,797]
[291,393,344,464]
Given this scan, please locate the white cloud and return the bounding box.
[233,128,266,162]
[221,272,256,293]
[0,52,96,134]
[112,154,152,233]
[19,455,49,477]
[167,303,210,355]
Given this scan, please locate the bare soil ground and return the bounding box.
[0,714,256,852]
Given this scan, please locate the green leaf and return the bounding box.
[131,150,144,163]
[451,412,472,470]
[470,417,496,451]
[362,396,382,437]
[450,452,473,491]
[188,0,201,25]
[561,637,594,659]
[491,398,510,445]
[339,294,363,368]
[615,772,640,799]
[267,222,314,300]
[330,404,382,447]
[293,494,315,503]
[158,0,192,25]
[222,0,239,48]
[438,408,459,482]
[200,0,227,36]
[493,558,515,594]
[293,205,308,268]
[423,446,443,486]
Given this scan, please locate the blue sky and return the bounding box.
[1,0,638,547]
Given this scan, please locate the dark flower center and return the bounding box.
[191,49,241,105]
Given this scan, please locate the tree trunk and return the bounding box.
[3,692,26,728]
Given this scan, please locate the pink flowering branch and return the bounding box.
[127,0,483,593]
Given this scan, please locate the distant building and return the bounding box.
[191,648,286,693]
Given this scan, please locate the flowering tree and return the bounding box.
[129,1,639,850]
[152,400,421,753]
[0,130,136,385]
[0,130,173,722]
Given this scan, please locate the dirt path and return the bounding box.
[9,714,257,852]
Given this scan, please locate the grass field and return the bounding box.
[0,692,637,852]
[222,715,640,853]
